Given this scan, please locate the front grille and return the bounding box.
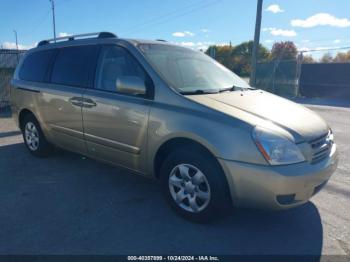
[309,131,333,164]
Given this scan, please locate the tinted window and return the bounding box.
[51,45,98,87]
[19,50,55,82]
[95,46,147,92]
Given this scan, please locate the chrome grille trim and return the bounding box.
[309,131,333,164]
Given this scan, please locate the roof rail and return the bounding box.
[37,32,117,47]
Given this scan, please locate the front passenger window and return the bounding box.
[95,46,147,93]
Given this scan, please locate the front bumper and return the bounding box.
[219,144,338,209]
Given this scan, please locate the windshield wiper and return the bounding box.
[219,86,236,93]
[219,85,256,93]
[180,89,219,95]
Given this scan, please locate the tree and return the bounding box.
[320,53,333,63]
[231,41,270,76]
[205,41,271,77]
[333,51,350,63]
[302,55,315,64]
[271,41,298,60]
[216,45,235,70]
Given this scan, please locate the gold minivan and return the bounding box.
[11,32,338,221]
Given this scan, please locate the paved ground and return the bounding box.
[0,101,349,256]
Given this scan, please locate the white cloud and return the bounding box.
[183,31,194,36]
[1,41,36,50]
[270,29,297,37]
[298,47,310,52]
[262,27,276,32]
[58,32,72,37]
[264,39,273,43]
[178,41,195,47]
[201,28,210,33]
[265,4,284,14]
[172,41,216,51]
[310,46,340,52]
[333,39,341,43]
[301,39,310,43]
[172,31,194,37]
[315,47,328,51]
[291,13,350,28]
[263,27,297,37]
[172,32,186,37]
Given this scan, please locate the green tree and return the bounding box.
[302,55,315,64]
[206,45,234,70]
[271,41,298,60]
[205,41,271,77]
[231,41,270,76]
[217,45,235,70]
[320,53,333,63]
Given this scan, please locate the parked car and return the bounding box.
[11,32,338,222]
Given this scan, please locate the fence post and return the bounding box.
[272,60,277,93]
[295,52,303,97]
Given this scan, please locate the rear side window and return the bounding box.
[51,45,98,87]
[19,50,55,82]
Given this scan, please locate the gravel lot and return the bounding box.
[0,101,349,256]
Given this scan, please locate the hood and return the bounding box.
[186,90,329,142]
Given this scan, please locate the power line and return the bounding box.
[125,0,221,35]
[301,46,350,53]
[123,0,208,33]
[21,8,51,40]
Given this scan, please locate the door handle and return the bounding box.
[82,98,97,108]
[69,97,83,107]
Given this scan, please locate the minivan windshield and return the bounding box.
[139,44,250,94]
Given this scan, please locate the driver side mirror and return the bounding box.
[116,76,146,96]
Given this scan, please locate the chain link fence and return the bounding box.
[255,47,350,99]
[0,49,27,112]
[255,59,299,97]
[255,59,350,99]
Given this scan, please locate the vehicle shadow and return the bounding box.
[0,130,21,138]
[0,143,323,256]
[291,97,350,108]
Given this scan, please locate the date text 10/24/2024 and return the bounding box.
[127,256,220,261]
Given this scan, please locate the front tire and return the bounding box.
[21,114,53,157]
[160,149,231,222]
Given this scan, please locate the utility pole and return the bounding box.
[13,30,19,62]
[50,0,57,42]
[13,30,19,51]
[250,0,263,86]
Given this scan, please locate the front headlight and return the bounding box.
[252,126,305,165]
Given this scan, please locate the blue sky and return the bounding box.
[1,0,350,57]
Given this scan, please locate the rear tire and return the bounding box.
[21,114,53,157]
[160,148,231,222]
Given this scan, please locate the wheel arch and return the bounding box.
[153,137,220,179]
[18,108,36,131]
[153,136,234,207]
